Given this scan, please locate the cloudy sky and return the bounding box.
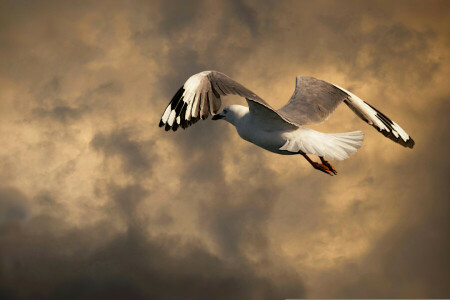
[0,0,449,299]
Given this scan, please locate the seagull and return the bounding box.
[159,71,414,175]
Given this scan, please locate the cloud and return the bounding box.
[0,187,30,224]
[0,0,449,299]
[33,105,88,123]
[0,179,305,299]
[90,127,155,176]
[310,102,450,298]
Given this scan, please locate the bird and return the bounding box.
[159,71,414,176]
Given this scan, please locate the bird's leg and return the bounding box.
[320,156,338,175]
[301,153,334,176]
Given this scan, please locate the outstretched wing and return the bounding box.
[277,76,414,148]
[335,85,415,148]
[159,71,295,131]
[277,76,349,125]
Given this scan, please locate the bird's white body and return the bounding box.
[234,108,290,155]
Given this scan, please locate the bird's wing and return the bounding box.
[277,76,349,125]
[277,76,414,148]
[159,71,296,131]
[335,85,415,148]
[245,98,298,131]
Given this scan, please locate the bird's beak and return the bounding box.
[212,113,224,120]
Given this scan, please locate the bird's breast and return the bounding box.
[236,125,291,155]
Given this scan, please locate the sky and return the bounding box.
[0,0,449,299]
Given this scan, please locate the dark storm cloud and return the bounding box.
[0,187,29,224]
[91,128,154,176]
[175,121,229,183]
[158,48,207,96]
[200,181,278,258]
[0,212,305,300]
[229,0,258,30]
[0,167,305,300]
[27,78,123,127]
[108,183,149,230]
[157,0,203,35]
[33,105,88,123]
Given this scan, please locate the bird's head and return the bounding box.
[212,105,248,125]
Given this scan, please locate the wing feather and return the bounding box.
[159,71,295,131]
[334,85,415,148]
[277,76,348,125]
[277,76,414,148]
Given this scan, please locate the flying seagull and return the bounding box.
[159,71,414,176]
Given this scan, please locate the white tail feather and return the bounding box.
[280,128,364,160]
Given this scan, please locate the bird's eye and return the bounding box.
[224,110,227,114]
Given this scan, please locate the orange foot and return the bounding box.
[312,162,334,176]
[320,158,338,175]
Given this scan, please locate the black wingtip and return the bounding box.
[363,101,415,150]
[405,137,415,149]
[378,128,415,149]
[159,85,186,132]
